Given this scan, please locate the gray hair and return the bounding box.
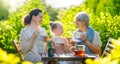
[74,12,89,26]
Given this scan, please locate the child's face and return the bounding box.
[53,24,63,36]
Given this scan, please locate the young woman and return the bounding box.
[20,8,48,63]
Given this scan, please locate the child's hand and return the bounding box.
[44,36,49,42]
[71,41,76,46]
[70,46,75,52]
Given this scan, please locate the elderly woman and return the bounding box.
[72,12,102,57]
[20,9,48,63]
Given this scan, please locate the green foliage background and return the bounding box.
[0,0,120,63]
[0,0,9,20]
[0,0,120,55]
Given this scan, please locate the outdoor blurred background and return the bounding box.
[0,0,120,63]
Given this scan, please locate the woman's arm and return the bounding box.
[85,40,101,56]
[20,29,39,54]
[81,32,102,56]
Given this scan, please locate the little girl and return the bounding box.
[49,22,74,64]
[49,22,71,53]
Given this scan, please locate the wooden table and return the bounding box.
[40,53,95,64]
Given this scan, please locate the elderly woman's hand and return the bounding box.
[80,34,88,42]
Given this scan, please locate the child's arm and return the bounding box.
[62,38,73,53]
[70,41,76,52]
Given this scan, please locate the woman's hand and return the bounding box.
[33,29,40,38]
[80,34,88,42]
[80,34,102,55]
[28,29,40,44]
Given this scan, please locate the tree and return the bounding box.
[0,0,9,21]
[45,5,59,21]
[85,0,120,16]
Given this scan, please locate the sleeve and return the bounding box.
[92,31,102,46]
[20,29,33,54]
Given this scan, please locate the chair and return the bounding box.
[12,39,23,61]
[102,38,115,57]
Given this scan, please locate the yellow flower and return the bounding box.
[22,61,33,64]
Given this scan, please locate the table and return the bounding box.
[39,53,95,64]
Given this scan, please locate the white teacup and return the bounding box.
[73,32,86,42]
[74,32,83,39]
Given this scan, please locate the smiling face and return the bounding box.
[32,12,43,25]
[74,17,85,28]
[52,24,63,36]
